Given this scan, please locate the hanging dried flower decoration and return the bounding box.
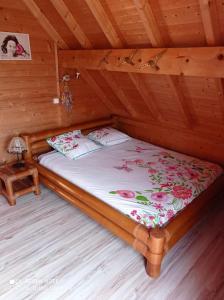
[61,79,73,112]
[60,72,80,112]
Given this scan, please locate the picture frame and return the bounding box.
[0,31,32,60]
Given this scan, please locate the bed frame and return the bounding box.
[21,117,224,278]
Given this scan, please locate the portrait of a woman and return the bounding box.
[0,32,31,60]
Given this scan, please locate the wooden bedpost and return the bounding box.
[146,228,166,278]
[21,135,32,162]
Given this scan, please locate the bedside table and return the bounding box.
[0,162,40,206]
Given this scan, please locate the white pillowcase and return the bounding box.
[87,127,131,146]
[46,130,102,160]
[65,137,102,160]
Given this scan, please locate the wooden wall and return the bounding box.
[58,68,111,127]
[0,1,59,162]
[0,1,110,162]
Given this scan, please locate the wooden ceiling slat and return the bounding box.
[128,73,162,121]
[132,0,197,127]
[84,0,123,48]
[101,71,139,118]
[166,76,197,127]
[215,78,224,124]
[85,0,161,118]
[22,0,69,49]
[132,0,164,47]
[50,0,92,49]
[78,68,119,114]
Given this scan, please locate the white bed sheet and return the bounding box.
[39,138,223,228]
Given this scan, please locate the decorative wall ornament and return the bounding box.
[61,80,73,112]
[0,31,31,60]
[60,71,80,112]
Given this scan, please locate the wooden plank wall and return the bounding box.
[0,1,60,162]
[0,1,110,162]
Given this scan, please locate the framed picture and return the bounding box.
[0,31,31,60]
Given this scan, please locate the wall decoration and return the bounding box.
[60,71,81,112]
[0,31,31,60]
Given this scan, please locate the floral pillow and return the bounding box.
[46,130,102,159]
[47,130,82,154]
[87,127,131,146]
[65,137,102,160]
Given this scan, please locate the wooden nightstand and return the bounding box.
[0,162,40,206]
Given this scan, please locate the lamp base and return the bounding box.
[12,161,25,169]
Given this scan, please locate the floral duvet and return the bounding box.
[40,138,223,228]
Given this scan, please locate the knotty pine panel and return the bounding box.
[105,0,151,47]
[59,69,110,127]
[34,0,81,49]
[149,0,206,46]
[63,0,111,48]
[118,117,224,165]
[0,1,60,162]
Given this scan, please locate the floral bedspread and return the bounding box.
[108,143,223,228]
[40,139,223,229]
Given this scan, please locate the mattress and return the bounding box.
[39,138,223,228]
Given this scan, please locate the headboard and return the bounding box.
[21,118,116,162]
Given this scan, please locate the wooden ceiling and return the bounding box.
[22,0,224,49]
[21,0,224,156]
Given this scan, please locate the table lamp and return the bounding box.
[7,136,27,168]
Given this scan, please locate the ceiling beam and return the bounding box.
[59,47,224,78]
[199,0,221,45]
[132,0,164,47]
[22,0,69,49]
[85,0,123,48]
[50,0,92,49]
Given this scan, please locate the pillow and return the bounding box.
[87,127,131,146]
[65,137,102,160]
[47,130,102,160]
[46,130,82,154]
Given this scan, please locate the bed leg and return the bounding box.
[146,228,166,278]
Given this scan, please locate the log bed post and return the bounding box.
[147,228,166,277]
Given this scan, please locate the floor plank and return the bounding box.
[0,185,223,300]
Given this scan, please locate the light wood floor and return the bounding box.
[0,185,223,300]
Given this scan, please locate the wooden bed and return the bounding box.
[21,117,224,278]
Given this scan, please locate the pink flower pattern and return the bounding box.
[110,144,223,228]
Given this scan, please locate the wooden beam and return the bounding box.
[132,0,164,47]
[100,71,139,118]
[199,0,221,45]
[128,73,163,121]
[50,0,92,49]
[22,0,69,49]
[59,47,224,78]
[166,76,196,127]
[85,0,123,48]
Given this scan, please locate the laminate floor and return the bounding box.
[0,185,223,300]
